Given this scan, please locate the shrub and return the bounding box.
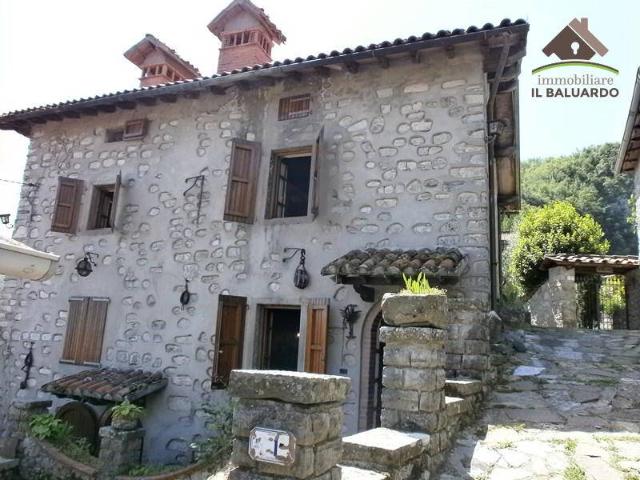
[111,399,145,421]
[400,272,446,295]
[193,401,234,470]
[29,414,73,443]
[508,201,609,296]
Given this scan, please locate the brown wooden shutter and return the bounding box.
[305,299,329,373]
[82,298,109,364]
[61,298,89,363]
[109,172,122,231]
[223,140,261,223]
[309,126,324,219]
[52,177,83,233]
[213,295,247,386]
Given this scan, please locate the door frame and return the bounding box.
[357,301,384,431]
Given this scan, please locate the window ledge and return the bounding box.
[83,227,115,236]
[263,215,315,226]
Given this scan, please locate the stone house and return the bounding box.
[0,0,528,463]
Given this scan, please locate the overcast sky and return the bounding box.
[0,0,638,227]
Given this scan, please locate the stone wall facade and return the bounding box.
[528,266,577,328]
[0,46,492,461]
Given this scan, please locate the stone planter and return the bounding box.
[381,292,448,329]
[111,416,139,431]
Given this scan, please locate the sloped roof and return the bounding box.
[321,248,466,283]
[124,34,201,76]
[41,368,167,403]
[568,18,608,56]
[208,0,286,43]
[0,19,528,136]
[616,67,640,173]
[542,253,639,273]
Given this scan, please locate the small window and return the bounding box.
[267,149,311,218]
[61,297,109,365]
[123,119,147,140]
[278,94,311,121]
[105,128,124,143]
[87,173,121,230]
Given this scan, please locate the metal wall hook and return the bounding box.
[184,175,205,225]
[283,247,305,263]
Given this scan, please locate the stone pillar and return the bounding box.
[5,400,52,454]
[379,326,448,467]
[98,424,144,475]
[228,370,350,480]
[625,269,640,330]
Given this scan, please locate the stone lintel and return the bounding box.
[229,370,351,405]
[342,428,429,468]
[379,326,446,346]
[444,378,483,397]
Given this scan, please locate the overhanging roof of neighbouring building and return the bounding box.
[321,248,467,285]
[0,19,528,137]
[41,368,167,403]
[542,253,639,274]
[616,67,640,173]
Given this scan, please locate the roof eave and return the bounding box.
[616,67,640,174]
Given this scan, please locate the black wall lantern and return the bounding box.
[75,252,99,277]
[341,304,361,339]
[283,247,309,289]
[0,213,12,227]
[180,279,191,309]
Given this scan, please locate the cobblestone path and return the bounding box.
[437,328,640,480]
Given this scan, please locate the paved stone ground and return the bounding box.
[436,328,640,480]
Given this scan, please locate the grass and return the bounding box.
[624,474,640,480]
[505,423,527,433]
[496,440,514,449]
[563,463,587,480]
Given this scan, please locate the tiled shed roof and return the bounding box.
[321,248,466,281]
[542,253,639,272]
[0,18,528,135]
[41,368,167,403]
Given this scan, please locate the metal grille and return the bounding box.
[576,274,627,330]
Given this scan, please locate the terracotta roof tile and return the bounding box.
[321,248,466,280]
[542,253,639,272]
[41,368,167,403]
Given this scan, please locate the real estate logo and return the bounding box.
[531,18,619,99]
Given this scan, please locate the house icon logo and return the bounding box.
[532,17,618,75]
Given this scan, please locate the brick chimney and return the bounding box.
[124,34,200,87]
[208,0,286,74]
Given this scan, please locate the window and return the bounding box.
[213,295,247,387]
[51,177,83,234]
[260,306,301,371]
[223,139,261,223]
[87,173,121,230]
[278,94,311,121]
[305,299,329,374]
[266,127,322,220]
[61,297,109,365]
[105,119,147,143]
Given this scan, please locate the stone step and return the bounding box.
[445,378,483,397]
[342,427,429,472]
[340,465,390,480]
[0,457,19,472]
[445,396,472,417]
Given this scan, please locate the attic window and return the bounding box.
[142,64,182,82]
[278,95,311,121]
[105,119,147,143]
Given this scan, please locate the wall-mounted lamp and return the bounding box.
[0,213,12,228]
[180,279,191,309]
[75,252,99,277]
[283,247,309,289]
[341,304,361,339]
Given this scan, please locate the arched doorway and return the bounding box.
[358,303,386,431]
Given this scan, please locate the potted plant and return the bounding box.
[110,399,145,431]
[381,272,448,329]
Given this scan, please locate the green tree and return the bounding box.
[522,143,636,255]
[508,201,609,296]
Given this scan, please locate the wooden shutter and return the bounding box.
[82,298,109,364]
[52,177,83,233]
[213,295,247,386]
[223,139,261,223]
[309,126,324,219]
[61,298,88,363]
[109,172,122,231]
[305,299,329,374]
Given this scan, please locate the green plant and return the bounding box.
[563,462,586,480]
[400,272,446,295]
[193,401,234,470]
[61,437,98,466]
[29,414,73,443]
[112,399,145,421]
[507,201,609,296]
[126,464,180,476]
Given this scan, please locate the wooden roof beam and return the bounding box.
[344,60,359,74]
[314,66,331,77]
[208,86,227,95]
[376,55,390,69]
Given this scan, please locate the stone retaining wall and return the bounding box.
[20,437,99,480]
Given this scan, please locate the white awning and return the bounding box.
[0,237,59,281]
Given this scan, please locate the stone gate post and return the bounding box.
[228,370,350,480]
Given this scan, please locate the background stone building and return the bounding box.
[0,0,528,462]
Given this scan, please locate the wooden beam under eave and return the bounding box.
[159,94,178,103]
[138,97,158,106]
[497,79,518,93]
[116,101,136,110]
[344,61,359,74]
[376,56,390,69]
[209,86,227,95]
[314,67,331,78]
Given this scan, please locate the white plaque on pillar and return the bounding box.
[248,427,296,465]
